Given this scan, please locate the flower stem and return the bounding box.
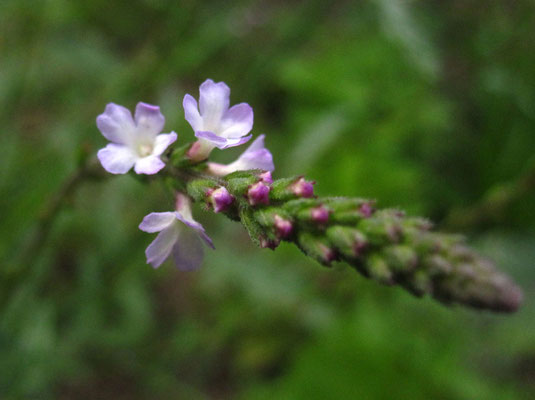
[6,155,106,284]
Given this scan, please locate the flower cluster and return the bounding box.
[96,79,274,270]
[96,78,523,313]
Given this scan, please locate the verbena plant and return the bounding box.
[93,79,522,313]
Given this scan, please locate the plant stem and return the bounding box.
[6,156,106,282]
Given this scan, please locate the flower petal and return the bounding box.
[152,132,177,156]
[134,155,165,175]
[234,149,274,172]
[171,229,205,271]
[195,131,252,149]
[194,131,228,148]
[134,102,165,140]
[199,79,230,129]
[175,212,215,249]
[139,212,177,233]
[220,103,253,139]
[244,134,266,152]
[97,143,137,174]
[183,94,202,132]
[220,135,252,149]
[227,134,274,172]
[96,103,135,144]
[145,225,179,268]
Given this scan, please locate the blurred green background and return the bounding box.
[1,0,534,398]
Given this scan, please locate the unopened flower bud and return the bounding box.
[326,226,368,259]
[366,255,394,285]
[274,215,293,238]
[319,244,337,264]
[291,177,315,198]
[208,187,234,213]
[248,181,271,206]
[260,236,280,249]
[359,202,374,218]
[259,171,273,184]
[298,233,337,266]
[310,206,330,224]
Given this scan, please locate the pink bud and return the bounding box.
[248,182,271,206]
[310,206,330,224]
[353,240,368,257]
[319,244,337,264]
[259,171,273,184]
[208,187,234,213]
[260,237,280,249]
[359,202,374,218]
[291,177,315,198]
[274,215,293,238]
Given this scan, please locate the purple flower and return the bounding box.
[207,135,274,175]
[97,102,177,175]
[183,79,253,160]
[139,195,214,270]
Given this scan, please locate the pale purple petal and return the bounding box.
[96,103,135,144]
[134,155,165,175]
[171,229,205,271]
[220,103,253,138]
[196,131,252,150]
[236,149,274,171]
[220,135,252,149]
[134,102,165,141]
[194,131,228,148]
[183,94,202,132]
[145,226,179,268]
[139,212,177,233]
[196,228,215,249]
[97,143,137,174]
[175,212,215,249]
[244,134,266,152]
[228,135,274,172]
[199,79,230,127]
[152,132,177,156]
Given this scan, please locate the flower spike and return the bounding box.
[95,79,524,315]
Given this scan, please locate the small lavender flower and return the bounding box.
[97,102,177,174]
[139,194,214,270]
[184,79,253,161]
[208,135,274,176]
